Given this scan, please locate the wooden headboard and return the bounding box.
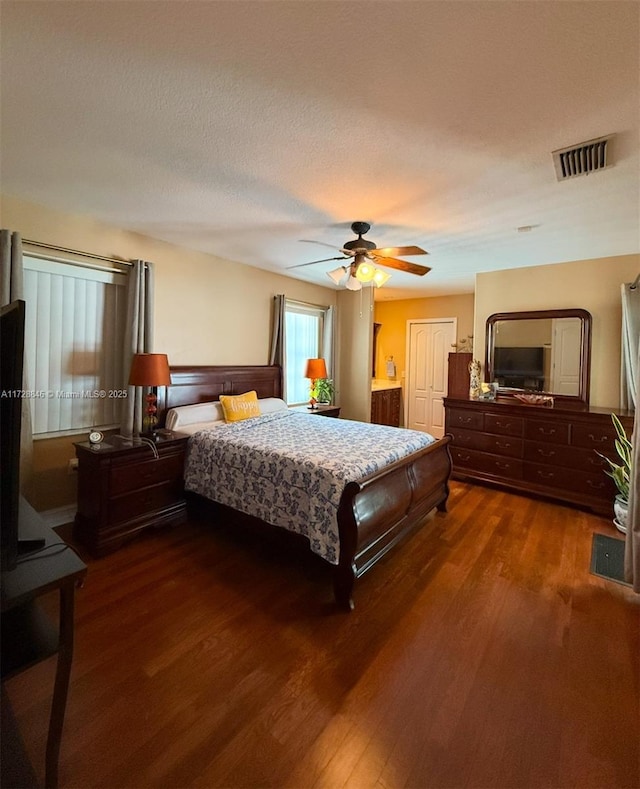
[157,365,283,426]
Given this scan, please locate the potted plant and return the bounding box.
[597,413,632,533]
[316,378,334,405]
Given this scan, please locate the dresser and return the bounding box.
[74,432,189,556]
[371,387,401,427]
[443,397,633,516]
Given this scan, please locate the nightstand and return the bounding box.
[73,431,189,556]
[290,404,341,418]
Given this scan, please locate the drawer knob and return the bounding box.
[536,470,554,479]
[457,453,471,461]
[459,416,472,424]
[495,421,511,429]
[587,433,608,443]
[586,480,605,489]
[495,461,510,469]
[496,441,512,449]
[537,427,556,435]
[537,449,556,458]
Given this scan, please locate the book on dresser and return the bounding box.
[443,396,634,517]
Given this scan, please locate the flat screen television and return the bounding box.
[493,346,545,378]
[1,300,26,570]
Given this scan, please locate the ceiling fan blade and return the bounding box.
[286,256,348,270]
[373,245,428,258]
[299,239,340,250]
[370,254,431,276]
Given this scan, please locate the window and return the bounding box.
[23,255,127,437]
[284,301,325,405]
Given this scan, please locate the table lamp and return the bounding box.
[304,358,328,410]
[128,353,171,435]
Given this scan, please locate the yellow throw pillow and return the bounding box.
[219,391,261,423]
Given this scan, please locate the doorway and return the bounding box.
[405,318,456,438]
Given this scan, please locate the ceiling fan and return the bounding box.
[288,221,431,290]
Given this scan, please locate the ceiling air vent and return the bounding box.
[552,135,613,181]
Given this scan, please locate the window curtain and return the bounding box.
[323,305,335,379]
[269,294,285,368]
[121,260,154,436]
[620,281,640,409]
[0,229,34,499]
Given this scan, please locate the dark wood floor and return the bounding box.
[4,482,639,789]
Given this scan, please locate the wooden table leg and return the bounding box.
[45,584,75,789]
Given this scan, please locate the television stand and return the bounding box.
[17,537,46,555]
[1,498,87,789]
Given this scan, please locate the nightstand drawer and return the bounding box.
[109,453,185,495]
[109,480,183,524]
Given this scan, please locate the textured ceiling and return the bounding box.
[1,1,638,300]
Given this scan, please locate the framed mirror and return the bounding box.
[485,309,592,403]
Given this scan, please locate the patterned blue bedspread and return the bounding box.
[184,411,436,565]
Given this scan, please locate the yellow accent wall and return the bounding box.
[373,293,476,383]
[474,255,639,409]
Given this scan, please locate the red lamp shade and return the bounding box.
[128,353,171,387]
[304,358,328,380]
[128,353,171,434]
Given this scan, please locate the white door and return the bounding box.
[550,318,581,395]
[406,319,456,438]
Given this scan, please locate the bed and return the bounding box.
[158,365,452,610]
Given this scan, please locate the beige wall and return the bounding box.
[373,293,475,382]
[336,288,374,422]
[2,194,338,511]
[474,254,640,409]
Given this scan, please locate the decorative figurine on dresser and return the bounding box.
[444,308,634,517]
[468,359,482,400]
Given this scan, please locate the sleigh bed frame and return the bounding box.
[158,365,452,610]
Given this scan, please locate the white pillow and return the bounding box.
[166,397,287,429]
[165,401,224,429]
[259,397,289,415]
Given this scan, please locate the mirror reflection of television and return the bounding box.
[1,300,25,571]
[493,346,544,386]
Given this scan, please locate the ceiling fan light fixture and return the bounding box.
[355,261,375,283]
[345,274,362,291]
[327,266,346,285]
[372,269,391,288]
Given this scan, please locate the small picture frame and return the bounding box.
[478,382,499,400]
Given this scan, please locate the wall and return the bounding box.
[474,254,640,409]
[336,287,374,422]
[2,194,338,511]
[373,293,475,383]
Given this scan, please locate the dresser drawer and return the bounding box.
[109,480,183,524]
[571,422,618,451]
[109,453,185,495]
[447,408,483,431]
[524,419,570,445]
[474,432,522,458]
[484,413,524,437]
[451,427,522,457]
[524,441,609,473]
[524,462,615,499]
[451,446,522,479]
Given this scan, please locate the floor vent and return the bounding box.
[552,135,613,181]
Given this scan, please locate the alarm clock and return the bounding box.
[89,430,104,445]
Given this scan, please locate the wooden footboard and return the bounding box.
[334,435,452,610]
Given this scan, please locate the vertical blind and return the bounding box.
[23,256,127,436]
[284,302,325,404]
